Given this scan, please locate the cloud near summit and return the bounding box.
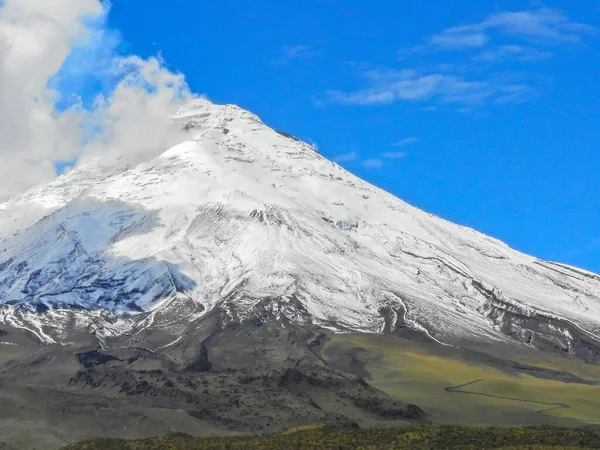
[0,0,196,201]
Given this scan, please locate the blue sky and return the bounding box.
[70,1,599,272]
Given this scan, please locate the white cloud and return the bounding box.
[392,137,419,147]
[423,8,595,54]
[494,83,537,104]
[333,151,358,163]
[362,159,384,169]
[284,45,316,58]
[381,151,408,160]
[334,149,404,168]
[328,67,539,108]
[306,139,319,152]
[0,0,194,201]
[430,27,489,49]
[381,138,417,160]
[331,8,593,110]
[483,8,596,44]
[328,69,496,106]
[273,45,320,65]
[401,8,595,65]
[0,0,99,199]
[474,45,554,62]
[78,55,193,168]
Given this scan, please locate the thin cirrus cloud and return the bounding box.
[362,159,384,169]
[426,8,596,51]
[327,69,499,106]
[332,152,385,170]
[381,151,408,160]
[333,144,410,170]
[429,29,489,50]
[333,151,359,163]
[473,45,554,62]
[273,45,321,65]
[329,8,595,109]
[480,8,596,44]
[392,137,419,147]
[379,137,417,160]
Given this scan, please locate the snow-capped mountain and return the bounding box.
[0,99,599,360]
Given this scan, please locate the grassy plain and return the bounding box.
[322,333,600,427]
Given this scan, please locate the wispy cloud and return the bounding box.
[382,151,408,160]
[482,8,596,44]
[381,138,416,159]
[274,45,320,65]
[329,8,594,110]
[333,151,358,163]
[392,137,419,147]
[430,27,489,50]
[333,147,409,170]
[494,83,538,104]
[422,8,596,53]
[474,45,554,62]
[327,69,503,106]
[362,159,384,169]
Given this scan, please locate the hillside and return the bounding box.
[61,425,600,450]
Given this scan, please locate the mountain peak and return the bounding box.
[171,98,264,130]
[0,101,599,365]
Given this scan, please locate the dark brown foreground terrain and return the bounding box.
[61,425,600,450]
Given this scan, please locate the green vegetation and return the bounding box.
[61,425,600,449]
[322,333,600,427]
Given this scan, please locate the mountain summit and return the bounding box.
[0,99,599,358]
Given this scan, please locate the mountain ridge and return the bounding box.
[0,98,598,359]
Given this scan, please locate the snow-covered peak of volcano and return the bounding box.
[0,100,599,358]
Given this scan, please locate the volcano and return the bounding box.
[0,100,599,449]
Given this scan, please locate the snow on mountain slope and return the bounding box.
[0,99,599,357]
